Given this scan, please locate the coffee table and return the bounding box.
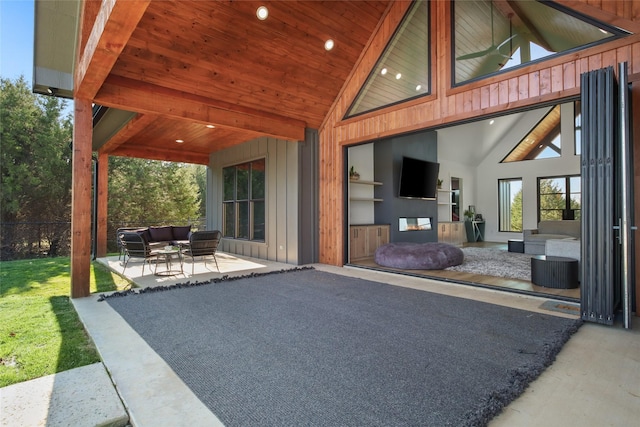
[530,255,579,289]
[154,247,183,276]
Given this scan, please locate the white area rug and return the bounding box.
[445,247,532,281]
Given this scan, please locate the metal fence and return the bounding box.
[0,218,206,261]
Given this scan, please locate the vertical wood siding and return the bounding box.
[318,0,640,266]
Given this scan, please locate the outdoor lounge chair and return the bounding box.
[119,231,158,275]
[181,230,222,274]
[116,227,145,260]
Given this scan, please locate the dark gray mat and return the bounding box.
[105,269,582,427]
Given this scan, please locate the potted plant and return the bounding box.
[437,179,443,189]
[349,166,360,180]
[463,209,474,221]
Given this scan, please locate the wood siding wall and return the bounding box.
[318,0,640,266]
[209,137,301,264]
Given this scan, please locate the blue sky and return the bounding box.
[1,0,35,83]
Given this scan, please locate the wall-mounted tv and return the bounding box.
[398,156,440,200]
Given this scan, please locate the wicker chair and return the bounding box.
[181,230,222,274]
[119,231,158,275]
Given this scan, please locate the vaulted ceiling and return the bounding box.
[34,0,634,165]
[81,1,393,164]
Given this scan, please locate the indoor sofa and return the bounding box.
[523,220,580,255]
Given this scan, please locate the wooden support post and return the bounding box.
[71,98,93,298]
[96,151,109,258]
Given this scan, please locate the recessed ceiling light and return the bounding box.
[256,6,268,20]
[415,84,422,91]
[395,73,402,80]
[206,125,215,129]
[176,139,184,143]
[324,39,335,51]
[489,119,495,125]
[380,68,388,75]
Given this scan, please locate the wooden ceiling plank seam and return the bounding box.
[145,2,367,70]
[132,8,360,82]
[185,0,382,59]
[112,57,329,123]
[75,0,151,99]
[120,37,341,113]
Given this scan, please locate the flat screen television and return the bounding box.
[398,156,440,200]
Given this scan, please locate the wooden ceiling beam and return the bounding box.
[94,75,306,141]
[106,145,210,166]
[98,113,156,153]
[75,0,151,99]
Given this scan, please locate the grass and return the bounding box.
[0,257,131,388]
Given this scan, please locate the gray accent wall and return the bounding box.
[209,136,303,264]
[374,131,439,244]
[298,129,319,264]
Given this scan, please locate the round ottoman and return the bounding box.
[374,242,464,270]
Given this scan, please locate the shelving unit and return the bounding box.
[437,188,456,221]
[349,179,383,202]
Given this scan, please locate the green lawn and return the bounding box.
[0,257,131,387]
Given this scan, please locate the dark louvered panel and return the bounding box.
[580,66,616,325]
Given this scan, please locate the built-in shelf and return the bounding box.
[350,197,384,202]
[350,179,383,202]
[350,179,383,186]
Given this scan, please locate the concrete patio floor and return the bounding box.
[2,252,639,426]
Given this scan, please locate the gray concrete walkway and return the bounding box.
[2,253,639,426]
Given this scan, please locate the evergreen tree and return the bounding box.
[1,77,72,256]
[510,188,523,232]
[107,157,203,226]
[1,76,206,257]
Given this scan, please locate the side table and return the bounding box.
[155,248,183,276]
[508,239,524,253]
[530,255,579,289]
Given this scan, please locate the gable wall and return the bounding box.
[318,0,640,266]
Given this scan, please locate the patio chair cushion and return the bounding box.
[137,228,152,244]
[149,226,174,242]
[172,225,191,241]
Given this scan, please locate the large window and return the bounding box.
[538,175,581,222]
[498,178,522,232]
[345,1,430,117]
[453,0,624,85]
[223,159,265,241]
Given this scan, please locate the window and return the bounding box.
[452,0,624,85]
[498,178,522,232]
[223,159,265,241]
[538,175,581,222]
[345,1,430,118]
[502,105,561,162]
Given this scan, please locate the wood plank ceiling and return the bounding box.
[92,0,392,164]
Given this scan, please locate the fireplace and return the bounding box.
[399,217,432,232]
